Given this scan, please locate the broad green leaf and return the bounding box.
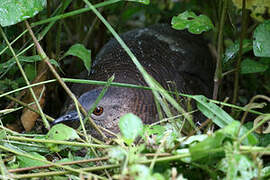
[17,152,47,168]
[218,143,257,179]
[171,11,214,34]
[222,121,258,146]
[45,124,80,152]
[118,113,143,145]
[192,95,258,145]
[253,20,270,57]
[0,0,47,27]
[126,0,150,5]
[192,95,234,128]
[241,58,268,74]
[223,39,253,64]
[189,130,225,162]
[46,124,79,141]
[64,44,92,73]
[190,121,258,162]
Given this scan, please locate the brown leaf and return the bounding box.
[21,86,46,131]
[20,63,48,131]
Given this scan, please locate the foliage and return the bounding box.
[64,44,92,73]
[0,0,47,26]
[0,0,269,179]
[171,10,214,34]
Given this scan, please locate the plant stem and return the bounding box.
[31,0,121,27]
[7,136,111,148]
[213,0,228,100]
[232,0,247,105]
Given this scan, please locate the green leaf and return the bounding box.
[17,152,47,168]
[0,130,6,140]
[223,39,253,64]
[49,59,61,69]
[107,147,127,164]
[192,95,258,145]
[118,113,143,145]
[45,124,80,152]
[262,166,270,178]
[64,44,92,73]
[190,121,258,162]
[189,130,226,162]
[178,134,208,146]
[0,55,40,77]
[129,164,152,179]
[225,154,257,179]
[0,0,47,27]
[253,20,270,57]
[24,64,36,82]
[218,143,257,179]
[46,124,79,141]
[0,55,60,79]
[126,0,150,5]
[144,125,166,136]
[241,58,268,74]
[192,95,234,128]
[171,10,214,34]
[0,79,18,91]
[222,121,258,146]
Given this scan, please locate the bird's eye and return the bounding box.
[93,106,104,116]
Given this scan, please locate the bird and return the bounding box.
[52,24,215,138]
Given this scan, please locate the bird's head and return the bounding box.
[52,87,141,136]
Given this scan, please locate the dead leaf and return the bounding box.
[20,62,48,131]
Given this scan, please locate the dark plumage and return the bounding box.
[52,24,214,137]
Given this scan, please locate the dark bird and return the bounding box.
[52,24,214,138]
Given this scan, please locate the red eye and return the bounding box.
[93,106,104,116]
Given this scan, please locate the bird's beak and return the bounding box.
[52,111,82,128]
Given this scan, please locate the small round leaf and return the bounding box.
[118,113,143,145]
